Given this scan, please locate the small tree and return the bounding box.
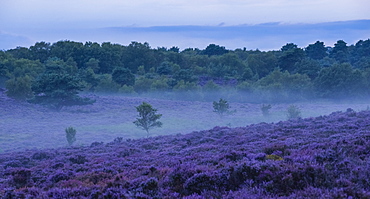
[287,105,301,120]
[133,102,162,137]
[65,127,76,146]
[213,98,235,118]
[261,104,272,117]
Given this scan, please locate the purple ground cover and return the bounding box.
[1,105,370,198]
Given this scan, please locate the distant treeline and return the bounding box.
[1,39,370,102]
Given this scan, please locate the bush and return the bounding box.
[213,98,235,118]
[184,173,217,195]
[11,169,32,188]
[261,104,272,117]
[65,127,76,146]
[287,105,301,120]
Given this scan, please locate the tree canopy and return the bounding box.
[28,58,95,110]
[1,39,370,103]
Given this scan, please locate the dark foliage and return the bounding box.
[2,39,370,102]
[112,67,135,86]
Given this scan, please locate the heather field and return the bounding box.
[1,100,370,198]
[1,90,369,152]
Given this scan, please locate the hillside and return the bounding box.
[1,109,370,198]
[1,89,368,153]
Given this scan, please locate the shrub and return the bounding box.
[213,98,235,118]
[11,169,32,188]
[287,105,301,120]
[261,104,272,117]
[50,172,70,183]
[65,127,76,146]
[184,173,217,195]
[69,155,88,164]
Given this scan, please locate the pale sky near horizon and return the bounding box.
[1,0,369,50]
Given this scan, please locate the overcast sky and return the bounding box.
[1,0,369,50]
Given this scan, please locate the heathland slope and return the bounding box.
[1,89,369,153]
[1,109,370,198]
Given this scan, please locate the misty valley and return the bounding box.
[1,39,370,198]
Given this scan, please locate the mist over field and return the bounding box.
[1,89,369,153]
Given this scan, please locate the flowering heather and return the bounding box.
[1,108,370,198]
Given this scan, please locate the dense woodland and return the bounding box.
[1,39,370,106]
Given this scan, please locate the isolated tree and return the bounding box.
[133,102,162,137]
[213,98,234,118]
[65,127,77,146]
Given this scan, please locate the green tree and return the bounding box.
[247,51,278,78]
[351,39,370,68]
[314,63,365,98]
[281,43,298,52]
[4,58,44,100]
[94,74,121,93]
[174,69,194,83]
[157,61,173,75]
[123,41,159,73]
[203,44,229,56]
[293,58,321,79]
[5,76,33,100]
[213,98,234,118]
[84,58,100,72]
[278,44,305,73]
[256,69,313,102]
[50,40,84,66]
[79,67,99,91]
[112,67,135,86]
[305,41,327,60]
[133,102,163,137]
[330,40,349,63]
[30,58,95,110]
[30,41,51,62]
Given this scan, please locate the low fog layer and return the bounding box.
[1,90,369,152]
